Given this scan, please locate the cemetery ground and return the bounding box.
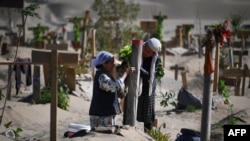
[0,46,250,141]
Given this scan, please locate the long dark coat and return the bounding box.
[137,56,161,123]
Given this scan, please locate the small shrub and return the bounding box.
[186,105,196,112]
[160,91,177,108]
[35,69,70,110]
[145,128,171,141]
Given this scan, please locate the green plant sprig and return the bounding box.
[218,80,237,125]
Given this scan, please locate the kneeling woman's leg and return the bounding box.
[90,115,116,130]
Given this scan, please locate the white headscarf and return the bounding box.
[145,38,162,96]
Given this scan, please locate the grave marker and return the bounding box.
[170,64,185,80]
[222,64,250,96]
[32,49,78,141]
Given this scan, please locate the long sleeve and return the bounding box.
[140,67,150,80]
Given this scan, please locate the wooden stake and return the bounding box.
[181,71,188,89]
[32,65,40,103]
[213,42,220,92]
[50,49,58,140]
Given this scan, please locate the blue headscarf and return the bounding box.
[92,51,114,67]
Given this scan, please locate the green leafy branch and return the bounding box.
[72,17,83,42]
[218,80,237,125]
[156,62,165,83]
[118,45,132,66]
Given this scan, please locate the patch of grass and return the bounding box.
[145,128,171,141]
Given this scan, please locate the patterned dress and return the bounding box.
[89,70,126,129]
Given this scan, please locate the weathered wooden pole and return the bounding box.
[91,29,96,78]
[241,64,249,96]
[181,71,188,89]
[81,10,90,60]
[32,65,40,103]
[228,46,234,68]
[123,40,143,126]
[162,45,166,68]
[213,42,220,92]
[182,24,194,49]
[200,33,214,141]
[50,49,58,140]
[7,65,12,100]
[201,74,213,141]
[176,26,183,47]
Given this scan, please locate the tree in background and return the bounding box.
[91,0,143,52]
[0,2,41,44]
[228,11,248,40]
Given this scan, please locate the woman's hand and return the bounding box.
[121,67,136,82]
[126,67,136,75]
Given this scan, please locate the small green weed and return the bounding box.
[160,90,177,108]
[218,80,238,125]
[4,121,23,139]
[145,127,171,141]
[35,68,70,110]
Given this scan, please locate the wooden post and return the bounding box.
[200,75,213,141]
[91,29,96,78]
[182,24,194,49]
[162,45,166,68]
[213,42,220,92]
[22,13,25,44]
[222,65,250,96]
[176,26,183,47]
[228,47,234,68]
[237,30,250,49]
[7,65,12,100]
[233,49,248,68]
[32,65,40,103]
[32,49,78,141]
[50,49,58,140]
[200,37,214,141]
[123,40,143,126]
[181,71,188,89]
[241,64,248,96]
[81,10,90,60]
[170,64,185,80]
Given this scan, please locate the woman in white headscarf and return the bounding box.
[89,51,135,130]
[137,38,162,131]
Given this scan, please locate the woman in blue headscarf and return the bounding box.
[89,51,135,130]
